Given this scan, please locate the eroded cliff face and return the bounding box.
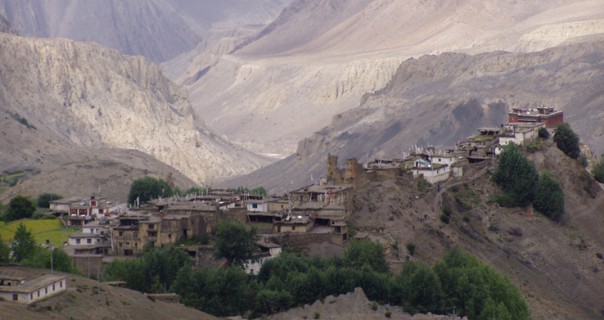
[0,33,268,184]
[180,0,604,156]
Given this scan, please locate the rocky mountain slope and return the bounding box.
[0,0,291,63]
[224,39,604,191]
[0,30,269,191]
[0,266,217,320]
[178,0,604,156]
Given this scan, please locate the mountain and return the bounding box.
[0,0,291,63]
[178,0,604,156]
[0,31,269,193]
[223,39,604,192]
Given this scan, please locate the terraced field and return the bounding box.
[0,218,76,247]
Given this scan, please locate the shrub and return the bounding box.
[127,177,174,205]
[533,172,564,221]
[538,127,550,139]
[492,143,538,207]
[36,193,62,208]
[592,154,604,183]
[406,242,416,256]
[440,213,450,224]
[6,195,36,221]
[553,123,580,159]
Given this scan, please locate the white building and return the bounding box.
[411,165,451,184]
[0,274,67,304]
[243,240,282,275]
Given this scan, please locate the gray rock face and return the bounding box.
[224,40,604,191]
[0,0,202,63]
[0,32,268,185]
[0,12,14,34]
[0,0,292,63]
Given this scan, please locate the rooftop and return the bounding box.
[0,274,66,294]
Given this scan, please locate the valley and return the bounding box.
[0,1,603,319]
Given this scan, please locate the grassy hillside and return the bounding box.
[0,218,75,247]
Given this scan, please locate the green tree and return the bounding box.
[22,246,76,273]
[127,177,174,205]
[0,234,10,263]
[397,261,443,314]
[7,195,36,221]
[533,172,564,221]
[213,220,257,266]
[538,127,550,139]
[434,247,529,320]
[250,186,268,197]
[493,143,539,207]
[36,193,62,208]
[344,239,389,273]
[11,223,36,262]
[554,123,580,159]
[592,154,604,183]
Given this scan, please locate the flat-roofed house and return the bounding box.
[0,273,67,304]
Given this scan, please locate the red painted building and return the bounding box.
[508,107,563,129]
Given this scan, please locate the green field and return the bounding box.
[0,218,77,247]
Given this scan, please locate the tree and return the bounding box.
[127,177,174,205]
[533,172,564,221]
[592,154,604,183]
[0,234,10,263]
[213,220,257,266]
[23,247,76,273]
[11,223,36,262]
[397,261,443,314]
[493,143,539,207]
[36,193,62,208]
[538,127,550,139]
[554,123,580,159]
[7,195,36,221]
[344,239,389,273]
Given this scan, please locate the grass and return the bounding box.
[0,218,77,247]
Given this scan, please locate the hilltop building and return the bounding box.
[508,106,563,129]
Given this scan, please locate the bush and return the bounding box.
[6,195,36,221]
[36,193,62,208]
[533,172,564,221]
[406,242,416,256]
[538,127,550,139]
[127,177,174,205]
[554,123,580,159]
[492,143,539,207]
[593,155,604,183]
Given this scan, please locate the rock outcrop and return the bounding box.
[0,32,268,186]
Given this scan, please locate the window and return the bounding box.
[53,284,55,291]
[252,204,258,209]
[45,288,48,294]
[12,294,18,301]
[76,239,81,244]
[30,293,33,300]
[60,281,63,288]
[87,238,92,244]
[118,231,123,236]
[37,290,40,297]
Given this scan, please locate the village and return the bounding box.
[0,106,563,303]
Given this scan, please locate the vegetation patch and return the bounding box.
[0,218,75,247]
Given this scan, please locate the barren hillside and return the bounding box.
[348,143,604,319]
[179,0,604,156]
